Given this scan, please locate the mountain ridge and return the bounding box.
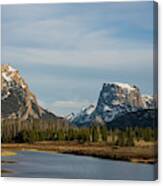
[1,64,155,128]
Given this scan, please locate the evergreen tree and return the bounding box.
[100,126,108,142]
[91,126,99,142]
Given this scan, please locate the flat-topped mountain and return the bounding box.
[68,82,155,128]
[95,82,154,122]
[1,64,57,120]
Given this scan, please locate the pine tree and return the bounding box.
[91,126,99,142]
[100,126,108,142]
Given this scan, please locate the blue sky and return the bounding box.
[2,2,154,116]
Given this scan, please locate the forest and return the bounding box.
[1,119,157,146]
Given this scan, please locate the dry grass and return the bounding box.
[135,140,156,147]
[2,141,157,164]
[1,169,13,174]
[1,150,17,157]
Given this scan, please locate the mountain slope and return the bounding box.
[1,64,57,120]
[108,109,157,128]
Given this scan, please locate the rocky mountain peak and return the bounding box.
[1,64,26,89]
[95,82,147,122]
[1,64,56,120]
[97,82,144,108]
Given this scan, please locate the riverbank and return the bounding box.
[2,141,157,164]
[1,150,17,156]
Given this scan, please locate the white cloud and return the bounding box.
[38,99,95,116]
[2,3,153,72]
[1,3,154,115]
[3,46,153,71]
[52,100,94,109]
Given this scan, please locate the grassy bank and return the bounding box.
[2,141,157,164]
[1,150,17,157]
[1,169,13,174]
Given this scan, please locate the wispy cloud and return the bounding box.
[38,99,95,116]
[3,46,153,70]
[2,2,154,115]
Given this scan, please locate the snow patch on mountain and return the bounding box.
[142,95,154,109]
[65,113,76,122]
[2,72,12,82]
[81,104,95,115]
[8,65,17,73]
[112,82,136,92]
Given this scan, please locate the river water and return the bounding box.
[2,151,157,180]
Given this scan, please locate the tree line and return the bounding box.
[1,119,157,146]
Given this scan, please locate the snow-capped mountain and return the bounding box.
[65,113,76,122]
[95,82,153,123]
[67,82,155,127]
[72,105,95,126]
[2,64,155,127]
[1,64,57,120]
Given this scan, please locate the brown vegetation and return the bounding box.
[2,141,157,164]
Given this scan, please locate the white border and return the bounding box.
[0,0,157,5]
[0,0,162,186]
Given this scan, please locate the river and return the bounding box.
[2,151,157,180]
